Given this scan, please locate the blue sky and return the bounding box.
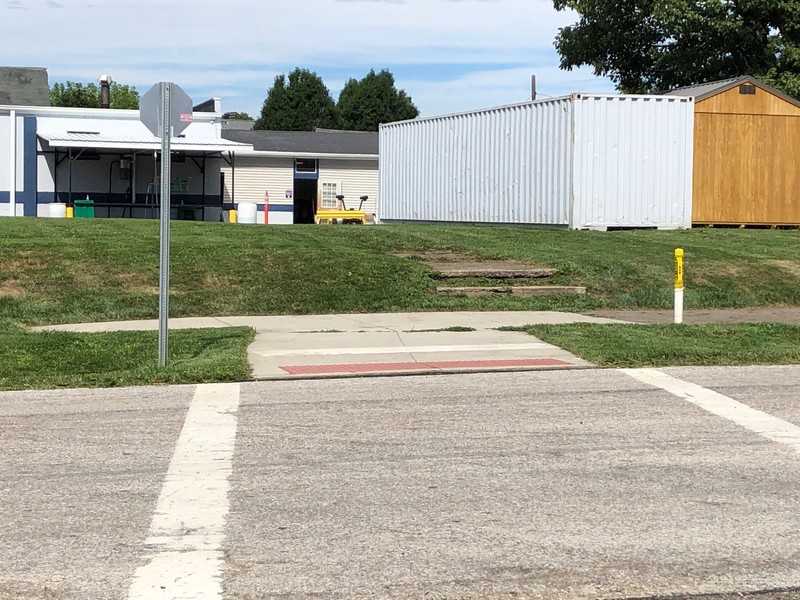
[1,0,616,118]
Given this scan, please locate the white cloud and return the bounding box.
[1,0,615,117]
[406,66,616,117]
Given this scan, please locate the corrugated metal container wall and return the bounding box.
[571,95,694,228]
[379,94,695,229]
[379,98,573,225]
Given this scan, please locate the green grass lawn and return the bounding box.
[520,323,800,368]
[2,219,800,389]
[3,219,800,327]
[0,323,254,391]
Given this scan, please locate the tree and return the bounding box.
[337,69,419,131]
[49,82,98,108]
[255,69,338,131]
[223,112,253,120]
[108,83,140,109]
[49,81,140,109]
[552,0,800,98]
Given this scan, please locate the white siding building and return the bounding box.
[0,103,251,220]
[221,129,379,224]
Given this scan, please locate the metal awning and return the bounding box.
[38,130,252,153]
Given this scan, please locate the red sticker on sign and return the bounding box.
[180,114,193,122]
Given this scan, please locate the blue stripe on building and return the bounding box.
[21,116,37,216]
[267,204,294,213]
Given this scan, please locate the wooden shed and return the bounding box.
[667,76,800,226]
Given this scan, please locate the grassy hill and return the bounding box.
[3,219,800,327]
[3,219,800,389]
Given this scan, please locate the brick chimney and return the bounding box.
[98,74,112,108]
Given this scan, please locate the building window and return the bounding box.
[321,181,339,208]
[295,158,317,174]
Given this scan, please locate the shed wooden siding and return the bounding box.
[319,158,379,217]
[221,156,294,205]
[692,85,800,225]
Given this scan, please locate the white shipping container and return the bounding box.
[379,94,695,229]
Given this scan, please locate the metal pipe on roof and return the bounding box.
[99,75,112,109]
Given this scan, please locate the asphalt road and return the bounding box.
[1,366,799,599]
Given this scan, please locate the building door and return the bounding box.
[292,158,318,224]
[293,179,318,224]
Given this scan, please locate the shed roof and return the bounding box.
[222,129,378,157]
[665,76,800,109]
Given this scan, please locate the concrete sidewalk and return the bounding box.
[36,311,625,380]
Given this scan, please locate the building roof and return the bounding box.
[37,116,252,153]
[665,75,800,108]
[38,130,250,153]
[0,67,50,106]
[222,129,378,157]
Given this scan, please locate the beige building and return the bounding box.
[221,127,378,224]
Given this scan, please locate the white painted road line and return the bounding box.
[254,342,552,357]
[623,369,800,454]
[128,383,241,600]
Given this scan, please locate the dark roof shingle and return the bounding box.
[665,77,744,100]
[665,75,800,108]
[222,129,378,156]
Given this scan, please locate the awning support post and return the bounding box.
[9,110,16,216]
[68,147,73,204]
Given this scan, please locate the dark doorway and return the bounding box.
[293,179,318,224]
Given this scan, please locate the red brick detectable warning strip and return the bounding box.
[280,358,571,375]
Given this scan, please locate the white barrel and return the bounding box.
[49,203,67,218]
[237,202,257,224]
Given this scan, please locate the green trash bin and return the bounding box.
[74,197,95,219]
[177,206,195,221]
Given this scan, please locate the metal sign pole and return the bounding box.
[141,80,192,367]
[158,82,172,367]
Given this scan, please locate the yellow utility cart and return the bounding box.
[315,194,368,224]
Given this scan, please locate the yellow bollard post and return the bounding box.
[230,209,237,224]
[674,248,684,324]
[66,206,74,218]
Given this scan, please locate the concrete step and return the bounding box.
[437,286,586,297]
